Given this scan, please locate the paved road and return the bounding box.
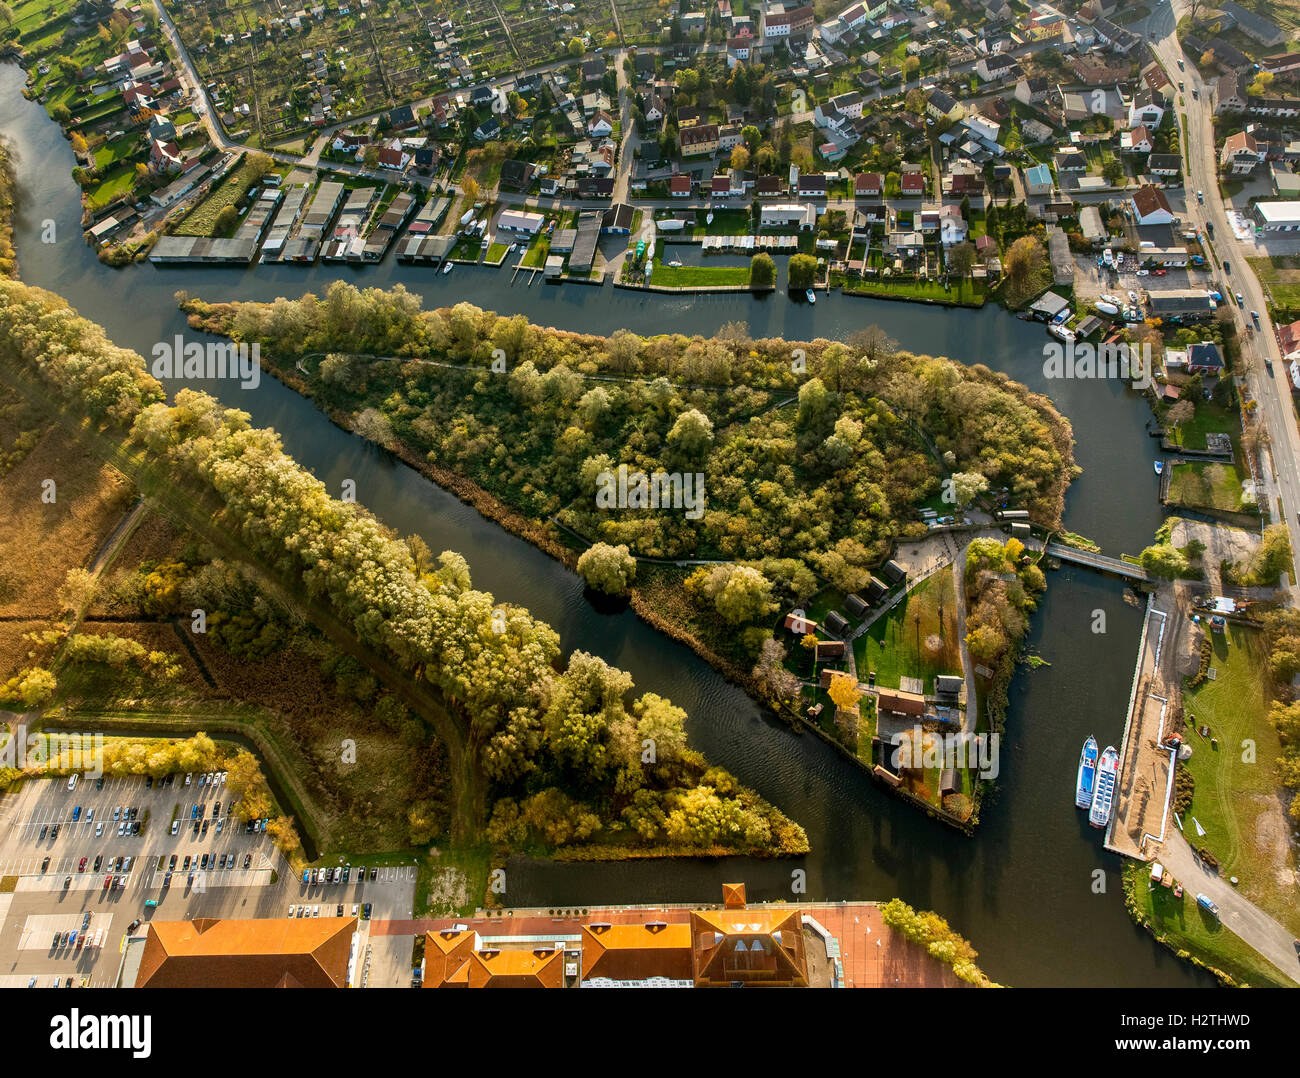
[1155,830,1299,984]
[1145,0,1300,603]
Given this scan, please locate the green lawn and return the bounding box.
[1181,624,1300,937]
[854,567,961,694]
[1165,401,1240,453]
[1248,255,1300,308]
[1126,863,1297,988]
[1166,461,1250,513]
[174,156,272,237]
[839,273,986,307]
[649,259,751,287]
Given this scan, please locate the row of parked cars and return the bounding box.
[288,902,372,919]
[51,913,103,953]
[302,864,377,886]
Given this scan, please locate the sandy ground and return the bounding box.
[1169,518,1260,591]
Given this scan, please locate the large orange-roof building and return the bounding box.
[423,884,812,988]
[135,916,357,988]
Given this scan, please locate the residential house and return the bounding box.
[975,52,1020,84]
[1122,125,1154,154]
[588,111,614,138]
[797,172,828,197]
[1127,88,1165,128]
[1147,153,1182,182]
[679,123,719,156]
[1130,184,1175,225]
[925,88,964,122]
[1221,130,1264,174]
[854,172,882,197]
[900,170,925,196]
[1023,163,1054,196]
[1015,76,1050,106]
[669,174,693,197]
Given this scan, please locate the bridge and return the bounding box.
[1041,541,1149,582]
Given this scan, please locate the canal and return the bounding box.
[0,65,1206,985]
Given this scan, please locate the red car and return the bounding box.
[102,874,112,890]
[77,857,87,872]
[1153,269,1167,277]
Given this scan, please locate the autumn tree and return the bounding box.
[576,542,637,596]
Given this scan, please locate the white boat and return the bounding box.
[1154,461,1163,476]
[1048,323,1075,343]
[441,262,453,275]
[1076,735,1098,810]
[1096,301,1119,316]
[667,260,682,267]
[806,289,816,304]
[1089,745,1119,828]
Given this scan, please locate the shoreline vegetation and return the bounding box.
[0,274,809,866]
[179,282,1079,828]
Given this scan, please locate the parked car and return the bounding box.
[93,855,102,872]
[170,820,180,836]
[77,857,86,872]
[244,853,252,869]
[40,856,49,872]
[71,806,81,821]
[95,822,104,837]
[39,825,47,840]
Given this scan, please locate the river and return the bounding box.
[0,65,1206,986]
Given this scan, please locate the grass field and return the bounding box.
[175,156,274,238]
[1181,624,1300,937]
[1166,461,1250,512]
[1126,863,1297,988]
[1248,255,1300,308]
[649,259,751,288]
[840,274,986,307]
[0,424,133,619]
[854,567,961,694]
[1165,401,1240,453]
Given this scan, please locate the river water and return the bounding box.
[1,65,1206,985]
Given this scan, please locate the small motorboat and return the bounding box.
[441,262,453,275]
[1196,893,1220,917]
[806,289,816,304]
[668,260,682,268]
[1154,461,1164,475]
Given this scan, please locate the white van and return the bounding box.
[66,773,78,792]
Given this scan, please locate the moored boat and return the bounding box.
[806,289,816,304]
[1076,735,1099,809]
[1154,460,1163,475]
[1089,745,1119,828]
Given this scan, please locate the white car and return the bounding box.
[1136,269,1149,277]
[170,820,180,836]
[287,905,295,917]
[1127,290,1139,304]
[94,823,104,837]
[184,773,192,786]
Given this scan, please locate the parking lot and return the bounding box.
[0,773,418,986]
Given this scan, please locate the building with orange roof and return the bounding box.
[690,902,809,987]
[580,921,694,985]
[422,934,566,988]
[135,917,356,988]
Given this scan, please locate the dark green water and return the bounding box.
[1,65,1206,985]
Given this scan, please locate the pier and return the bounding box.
[1106,598,1176,860]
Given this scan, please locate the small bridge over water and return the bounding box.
[1041,541,1149,582]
